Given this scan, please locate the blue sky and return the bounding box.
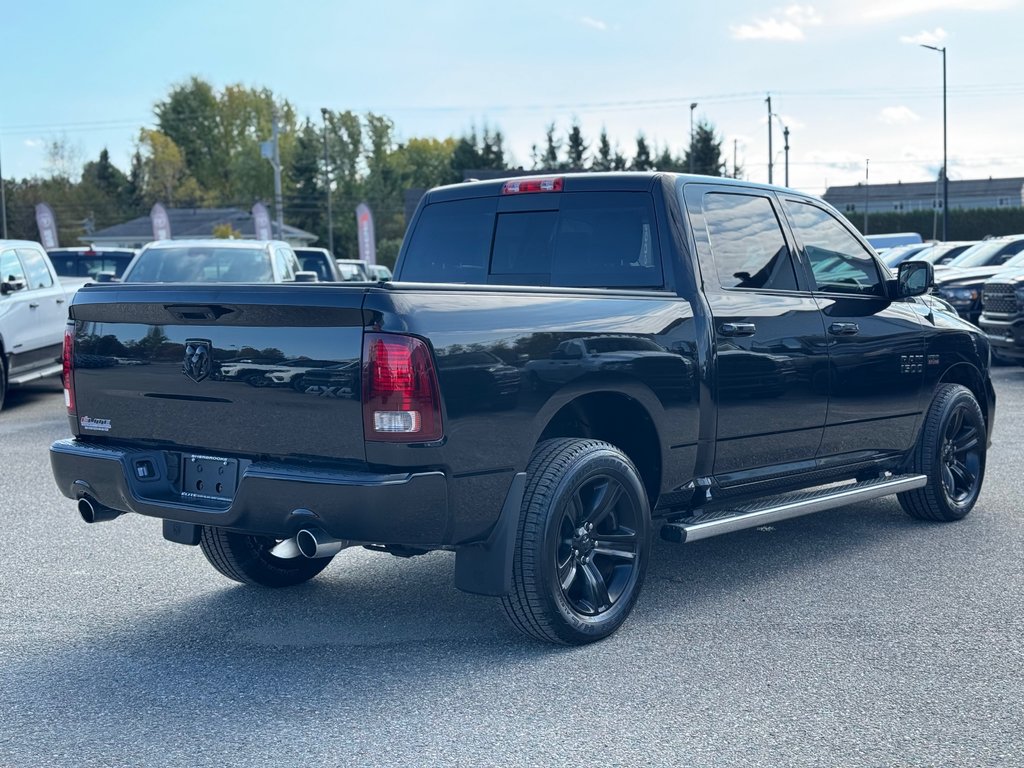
[2,0,1023,196]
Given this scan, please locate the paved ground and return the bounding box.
[1,372,1022,767]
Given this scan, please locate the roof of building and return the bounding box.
[824,176,1024,206]
[82,207,317,244]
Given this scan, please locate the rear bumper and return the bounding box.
[49,438,450,546]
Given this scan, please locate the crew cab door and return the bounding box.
[684,185,829,480]
[780,196,925,458]
[1,246,66,372]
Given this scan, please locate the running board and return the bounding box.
[660,474,927,544]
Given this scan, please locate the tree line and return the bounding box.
[2,77,733,266]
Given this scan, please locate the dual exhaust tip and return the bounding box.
[78,496,347,560]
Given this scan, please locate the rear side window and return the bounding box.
[702,193,797,291]
[1,249,25,285]
[400,192,662,288]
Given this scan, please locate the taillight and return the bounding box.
[362,333,443,442]
[501,176,563,194]
[63,322,76,413]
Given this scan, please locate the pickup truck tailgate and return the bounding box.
[68,285,368,462]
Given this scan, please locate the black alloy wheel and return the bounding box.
[899,383,987,522]
[554,474,642,617]
[502,438,651,645]
[939,402,983,507]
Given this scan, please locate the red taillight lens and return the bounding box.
[362,333,443,442]
[501,176,563,195]
[63,322,76,413]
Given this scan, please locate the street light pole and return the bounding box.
[689,102,697,173]
[0,136,8,238]
[766,94,773,184]
[783,126,790,186]
[922,44,948,240]
[320,108,334,255]
[864,159,870,235]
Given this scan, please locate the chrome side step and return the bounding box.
[660,474,927,544]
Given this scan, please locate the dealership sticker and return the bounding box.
[80,416,112,432]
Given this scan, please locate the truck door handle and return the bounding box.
[56,298,66,304]
[829,322,860,336]
[719,322,757,337]
[29,302,40,309]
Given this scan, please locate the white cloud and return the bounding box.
[805,150,867,173]
[23,138,44,149]
[899,27,948,45]
[859,0,1013,22]
[580,16,607,31]
[879,106,921,125]
[731,4,823,41]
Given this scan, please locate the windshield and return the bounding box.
[948,241,1017,268]
[124,246,273,283]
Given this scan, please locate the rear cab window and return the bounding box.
[400,190,663,289]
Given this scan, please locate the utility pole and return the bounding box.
[0,136,7,238]
[733,139,738,179]
[864,159,870,235]
[320,108,334,255]
[766,94,773,184]
[689,102,697,173]
[922,44,948,240]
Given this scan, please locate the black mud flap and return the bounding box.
[453,472,526,597]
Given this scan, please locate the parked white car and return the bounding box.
[1,240,74,411]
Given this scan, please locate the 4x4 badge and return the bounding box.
[183,339,213,382]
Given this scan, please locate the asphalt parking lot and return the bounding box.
[1,372,1022,767]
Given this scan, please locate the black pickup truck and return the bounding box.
[50,173,995,645]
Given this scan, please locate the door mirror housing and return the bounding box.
[1,279,26,295]
[894,260,933,298]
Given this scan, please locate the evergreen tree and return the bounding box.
[566,120,587,169]
[683,120,727,176]
[592,129,613,171]
[631,134,653,171]
[287,120,324,243]
[541,123,561,170]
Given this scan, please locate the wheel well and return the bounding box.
[939,364,989,430]
[537,392,662,505]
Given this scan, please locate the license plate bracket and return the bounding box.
[182,454,239,502]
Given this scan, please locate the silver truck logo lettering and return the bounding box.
[183,340,213,382]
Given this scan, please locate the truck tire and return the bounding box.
[502,438,651,645]
[898,384,986,522]
[199,527,333,587]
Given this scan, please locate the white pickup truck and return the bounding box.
[1,239,73,411]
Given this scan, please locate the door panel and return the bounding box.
[781,198,926,457]
[684,185,829,477]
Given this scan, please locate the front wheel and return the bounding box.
[898,384,987,521]
[199,527,333,587]
[502,438,651,645]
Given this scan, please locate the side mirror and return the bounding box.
[294,271,319,283]
[94,272,118,283]
[896,260,933,298]
[1,279,25,295]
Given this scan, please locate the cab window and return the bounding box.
[702,192,797,291]
[785,200,883,296]
[17,248,55,289]
[1,249,26,287]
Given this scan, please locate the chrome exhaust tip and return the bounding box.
[295,527,348,559]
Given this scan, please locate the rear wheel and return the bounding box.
[502,438,651,645]
[898,384,986,521]
[199,527,332,587]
